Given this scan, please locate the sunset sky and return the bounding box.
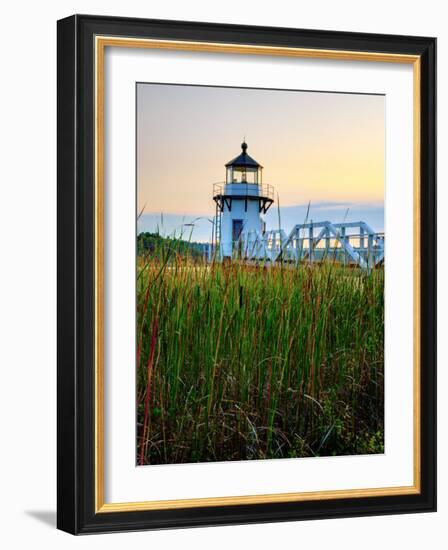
[137,83,384,241]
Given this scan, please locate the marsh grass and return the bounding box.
[137,239,384,465]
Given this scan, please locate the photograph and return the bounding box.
[53,11,436,536]
[136,83,386,466]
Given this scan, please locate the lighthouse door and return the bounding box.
[232,219,243,241]
[232,219,243,256]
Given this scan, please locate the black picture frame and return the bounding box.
[57,14,436,534]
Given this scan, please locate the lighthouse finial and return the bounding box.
[241,138,247,153]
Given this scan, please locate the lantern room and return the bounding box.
[225,142,263,185]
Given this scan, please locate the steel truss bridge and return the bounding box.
[210,221,384,269]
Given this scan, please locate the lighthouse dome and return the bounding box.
[225,141,262,169]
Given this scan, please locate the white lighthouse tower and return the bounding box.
[212,142,274,259]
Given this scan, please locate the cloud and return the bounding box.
[265,201,384,233]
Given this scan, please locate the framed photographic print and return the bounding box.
[57,15,436,534]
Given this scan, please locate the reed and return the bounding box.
[137,239,384,465]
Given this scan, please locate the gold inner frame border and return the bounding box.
[94,36,421,513]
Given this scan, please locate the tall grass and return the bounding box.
[137,240,384,465]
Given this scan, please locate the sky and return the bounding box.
[137,83,384,242]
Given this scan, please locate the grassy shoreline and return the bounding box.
[137,245,384,465]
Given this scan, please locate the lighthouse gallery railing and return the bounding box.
[212,182,274,201]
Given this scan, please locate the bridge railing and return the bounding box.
[271,221,384,268]
[208,221,384,269]
[242,222,384,268]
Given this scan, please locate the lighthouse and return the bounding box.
[212,142,274,259]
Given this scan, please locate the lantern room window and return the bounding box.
[227,166,259,184]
